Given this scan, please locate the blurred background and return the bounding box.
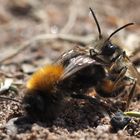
[0,0,139,64]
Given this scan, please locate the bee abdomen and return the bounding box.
[23,89,64,121]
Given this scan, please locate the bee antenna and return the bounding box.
[107,23,134,41]
[0,96,21,103]
[89,8,102,39]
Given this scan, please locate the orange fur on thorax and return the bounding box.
[26,65,64,92]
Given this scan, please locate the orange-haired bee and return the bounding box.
[19,8,140,121]
[22,54,106,121]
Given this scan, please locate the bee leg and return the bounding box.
[71,93,109,117]
[89,49,97,57]
[112,67,127,89]
[126,78,137,110]
[113,77,136,110]
[90,49,108,64]
[109,54,124,72]
[71,93,101,105]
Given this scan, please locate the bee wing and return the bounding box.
[61,55,102,80]
[55,46,88,66]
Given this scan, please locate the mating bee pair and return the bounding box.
[22,8,138,121]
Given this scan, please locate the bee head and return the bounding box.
[89,8,134,63]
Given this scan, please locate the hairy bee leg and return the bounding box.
[90,49,108,64]
[71,93,109,117]
[126,79,137,111]
[89,49,97,57]
[113,77,136,110]
[112,67,127,89]
[109,53,124,72]
[71,93,101,105]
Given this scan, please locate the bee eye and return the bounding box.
[102,43,117,56]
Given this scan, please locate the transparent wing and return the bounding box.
[61,55,102,80]
[55,46,88,66]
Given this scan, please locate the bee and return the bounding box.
[19,8,140,121]
[0,8,139,122]
[22,54,106,121]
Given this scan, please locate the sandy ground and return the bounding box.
[0,0,140,139]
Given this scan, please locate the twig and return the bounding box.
[135,131,140,136]
[0,96,21,103]
[0,33,95,64]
